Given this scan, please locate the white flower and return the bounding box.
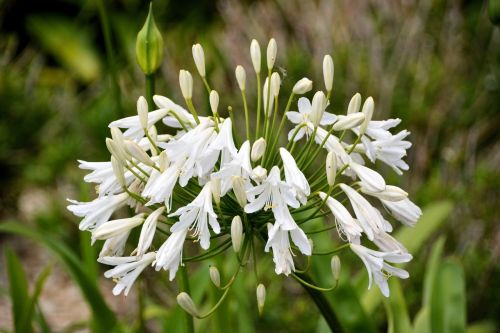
[109,108,168,140]
[235,65,246,91]
[339,183,390,240]
[99,231,130,258]
[211,140,251,196]
[265,223,311,275]
[153,95,198,128]
[93,214,144,241]
[78,160,128,196]
[169,181,220,249]
[373,232,408,254]
[287,97,336,141]
[279,148,310,204]
[323,55,334,92]
[99,253,156,296]
[318,192,363,242]
[142,163,180,208]
[292,78,313,95]
[381,198,422,227]
[350,243,412,297]
[360,184,408,201]
[155,228,188,280]
[192,43,206,77]
[135,207,164,256]
[311,125,350,166]
[67,192,128,231]
[349,161,386,193]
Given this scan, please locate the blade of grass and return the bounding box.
[5,248,32,333]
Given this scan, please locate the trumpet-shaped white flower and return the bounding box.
[211,140,251,196]
[67,192,128,231]
[142,163,180,209]
[109,109,168,140]
[279,148,310,204]
[318,192,363,242]
[99,231,130,258]
[265,223,311,275]
[92,214,144,241]
[381,198,422,227]
[100,252,156,296]
[153,95,198,128]
[350,243,412,297]
[155,228,188,280]
[135,207,164,256]
[287,97,336,141]
[169,181,220,249]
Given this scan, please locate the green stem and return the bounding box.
[145,74,155,110]
[179,266,195,333]
[294,271,343,332]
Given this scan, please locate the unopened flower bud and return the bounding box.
[256,284,266,315]
[231,216,243,252]
[158,151,169,172]
[177,292,199,317]
[323,54,334,92]
[137,96,149,129]
[251,138,266,161]
[310,91,326,126]
[326,152,337,186]
[250,39,261,74]
[235,65,246,91]
[347,93,361,114]
[209,266,221,288]
[179,70,193,99]
[267,38,277,70]
[292,78,313,95]
[332,113,365,131]
[124,140,155,166]
[192,43,206,77]
[111,156,126,187]
[211,178,221,205]
[136,3,164,75]
[106,138,128,162]
[331,255,341,281]
[270,72,281,97]
[232,177,247,208]
[359,97,374,136]
[251,166,267,182]
[209,90,219,115]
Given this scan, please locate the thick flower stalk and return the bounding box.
[68,38,421,315]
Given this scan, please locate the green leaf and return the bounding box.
[422,237,446,307]
[430,260,466,333]
[5,248,32,333]
[0,222,118,333]
[359,200,453,313]
[19,264,52,333]
[412,307,430,333]
[384,279,412,333]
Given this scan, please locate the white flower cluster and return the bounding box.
[68,38,421,298]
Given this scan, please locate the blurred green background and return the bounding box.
[0,0,498,332]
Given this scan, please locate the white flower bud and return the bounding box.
[231,216,243,252]
[347,93,362,114]
[331,255,341,281]
[250,39,261,74]
[209,90,219,115]
[177,292,199,317]
[332,113,366,131]
[292,78,313,95]
[256,284,266,315]
[137,96,149,129]
[179,70,193,99]
[251,166,267,183]
[105,138,128,162]
[235,65,246,91]
[211,178,221,205]
[111,156,126,187]
[124,140,155,166]
[323,54,334,92]
[359,97,374,136]
[93,215,144,240]
[232,177,247,208]
[251,138,266,162]
[158,150,169,172]
[267,38,277,70]
[192,43,206,77]
[310,91,326,126]
[326,151,337,186]
[270,72,281,97]
[209,266,221,288]
[361,185,408,202]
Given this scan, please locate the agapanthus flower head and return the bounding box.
[68,37,421,308]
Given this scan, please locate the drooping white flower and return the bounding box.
[99,252,156,296]
[153,95,198,129]
[318,192,363,242]
[109,107,168,140]
[381,198,422,227]
[99,231,130,258]
[265,222,311,275]
[360,184,408,201]
[142,163,180,208]
[135,207,164,256]
[287,97,336,141]
[279,148,310,204]
[349,161,386,193]
[211,140,251,196]
[169,181,220,249]
[372,232,408,254]
[350,243,412,297]
[67,192,129,231]
[92,214,144,241]
[78,160,132,196]
[155,228,188,280]
[339,183,390,240]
